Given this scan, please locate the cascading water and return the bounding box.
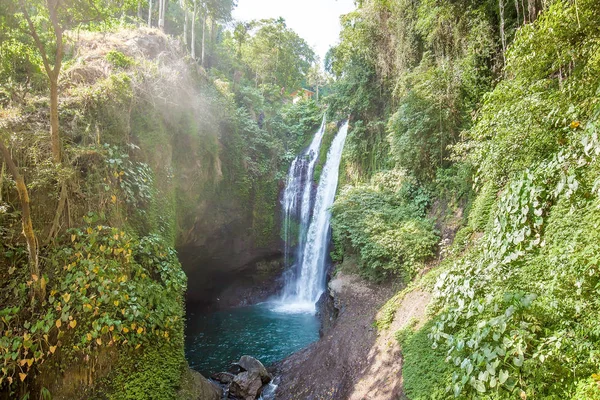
[281,117,326,272]
[277,121,349,313]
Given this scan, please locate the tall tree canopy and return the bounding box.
[241,18,315,91]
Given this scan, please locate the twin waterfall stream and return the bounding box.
[277,118,349,312]
[186,118,349,380]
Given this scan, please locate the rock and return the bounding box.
[210,371,235,384]
[316,286,338,337]
[178,369,221,400]
[228,363,244,375]
[229,371,264,400]
[236,355,272,384]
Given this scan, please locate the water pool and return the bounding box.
[185,303,319,376]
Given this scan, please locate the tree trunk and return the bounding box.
[499,0,507,66]
[47,180,68,241]
[158,0,163,29]
[148,0,153,27]
[184,11,189,44]
[0,159,4,202]
[191,0,197,59]
[158,0,165,30]
[208,18,216,68]
[527,0,535,22]
[49,78,61,164]
[201,10,206,66]
[182,0,188,45]
[0,140,41,300]
[138,1,143,25]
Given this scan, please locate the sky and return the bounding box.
[232,0,356,63]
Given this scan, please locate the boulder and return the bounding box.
[228,363,244,375]
[210,371,235,384]
[236,355,272,384]
[178,369,221,400]
[229,371,263,400]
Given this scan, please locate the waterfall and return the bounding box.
[276,121,349,313]
[281,117,326,275]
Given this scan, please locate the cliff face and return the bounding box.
[0,28,283,398]
[74,29,284,307]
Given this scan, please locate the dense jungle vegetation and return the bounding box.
[327,0,600,398]
[0,0,323,398]
[2,0,600,398]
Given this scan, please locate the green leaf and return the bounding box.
[499,369,509,385]
[473,379,486,393]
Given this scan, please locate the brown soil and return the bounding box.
[350,290,431,400]
[274,272,431,400]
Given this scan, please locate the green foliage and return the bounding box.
[105,50,134,69]
[431,119,600,398]
[277,99,322,158]
[434,163,473,205]
[330,2,600,399]
[106,341,185,400]
[331,169,438,282]
[313,122,337,183]
[240,18,315,91]
[401,319,452,400]
[394,317,418,347]
[424,4,600,396]
[387,55,474,182]
[0,0,320,397]
[468,0,600,182]
[326,0,497,188]
[339,119,390,182]
[0,34,46,105]
[573,377,600,400]
[0,221,185,393]
[467,179,497,232]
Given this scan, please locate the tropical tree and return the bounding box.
[3,0,134,163]
[241,18,315,92]
[307,63,327,101]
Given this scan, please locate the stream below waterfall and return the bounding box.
[185,120,348,379]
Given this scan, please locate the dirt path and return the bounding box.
[274,273,430,400]
[348,290,430,400]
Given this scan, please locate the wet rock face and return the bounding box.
[179,241,284,311]
[210,356,272,400]
[209,258,286,310]
[316,290,338,337]
[316,266,339,337]
[175,178,283,311]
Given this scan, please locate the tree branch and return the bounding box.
[19,0,52,78]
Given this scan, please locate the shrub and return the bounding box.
[106,50,134,69]
[331,169,439,282]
